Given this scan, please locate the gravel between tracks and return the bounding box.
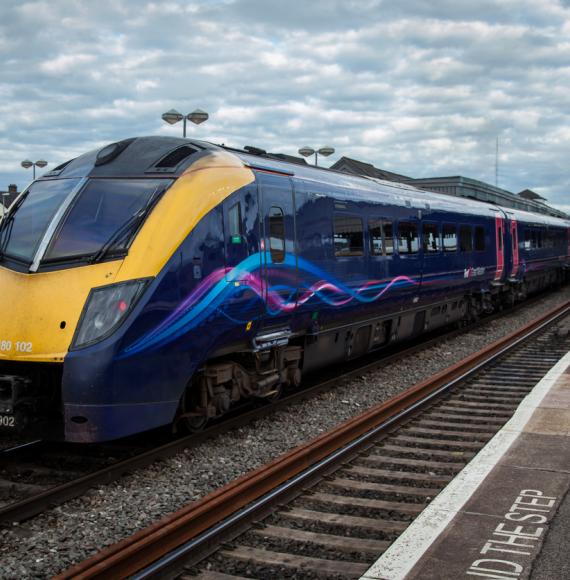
[2,288,570,578]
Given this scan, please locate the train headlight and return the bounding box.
[71,279,149,349]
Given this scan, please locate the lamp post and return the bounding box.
[298,146,335,166]
[161,108,209,137]
[21,159,48,180]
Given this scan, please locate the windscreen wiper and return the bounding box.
[89,185,163,264]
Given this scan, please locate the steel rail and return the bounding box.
[56,299,570,580]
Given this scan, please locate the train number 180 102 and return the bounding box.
[0,341,33,353]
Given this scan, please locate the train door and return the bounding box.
[222,184,258,278]
[495,215,505,281]
[392,216,422,307]
[510,218,519,279]
[257,171,298,336]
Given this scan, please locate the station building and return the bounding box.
[0,184,19,210]
[331,157,567,219]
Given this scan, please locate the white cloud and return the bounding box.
[0,0,569,210]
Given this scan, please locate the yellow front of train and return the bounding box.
[0,137,254,439]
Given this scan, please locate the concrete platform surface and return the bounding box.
[361,350,570,580]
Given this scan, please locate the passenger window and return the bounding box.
[398,222,419,254]
[228,202,242,240]
[334,216,364,257]
[384,221,394,255]
[474,226,485,251]
[524,229,532,250]
[423,223,440,253]
[443,224,457,252]
[369,219,384,256]
[460,226,473,252]
[268,206,285,263]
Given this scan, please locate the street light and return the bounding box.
[21,159,48,180]
[161,108,209,137]
[298,146,335,166]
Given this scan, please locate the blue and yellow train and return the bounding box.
[0,136,568,442]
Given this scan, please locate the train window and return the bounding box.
[422,222,440,253]
[45,179,170,262]
[524,229,532,250]
[474,226,485,251]
[268,206,285,263]
[398,222,419,254]
[384,222,394,255]
[443,224,457,252]
[334,216,364,257]
[369,219,384,256]
[459,226,473,252]
[228,202,242,239]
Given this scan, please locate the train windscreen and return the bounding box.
[0,178,81,263]
[0,178,171,267]
[44,179,171,262]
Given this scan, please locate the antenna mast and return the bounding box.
[495,136,499,187]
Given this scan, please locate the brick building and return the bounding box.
[0,184,19,209]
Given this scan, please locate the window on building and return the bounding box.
[268,206,285,263]
[474,226,485,251]
[398,221,419,254]
[459,226,473,252]
[422,222,440,253]
[443,224,457,252]
[334,216,364,256]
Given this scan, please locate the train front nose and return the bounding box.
[0,262,123,438]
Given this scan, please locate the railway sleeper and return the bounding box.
[345,465,452,486]
[242,524,387,562]
[279,507,409,535]
[216,546,370,579]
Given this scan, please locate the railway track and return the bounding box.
[56,299,570,580]
[0,292,564,526]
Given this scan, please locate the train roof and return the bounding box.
[501,205,570,228]
[229,148,502,219]
[41,136,568,227]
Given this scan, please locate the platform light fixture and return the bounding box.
[161,108,209,137]
[21,159,48,180]
[298,146,335,166]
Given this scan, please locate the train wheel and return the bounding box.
[177,378,209,433]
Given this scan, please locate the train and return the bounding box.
[0,136,568,442]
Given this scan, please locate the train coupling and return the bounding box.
[0,374,32,432]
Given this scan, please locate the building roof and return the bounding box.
[328,156,566,219]
[330,156,413,183]
[518,188,546,202]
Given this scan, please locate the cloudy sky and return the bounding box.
[1,0,569,211]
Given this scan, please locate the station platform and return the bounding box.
[361,350,570,580]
